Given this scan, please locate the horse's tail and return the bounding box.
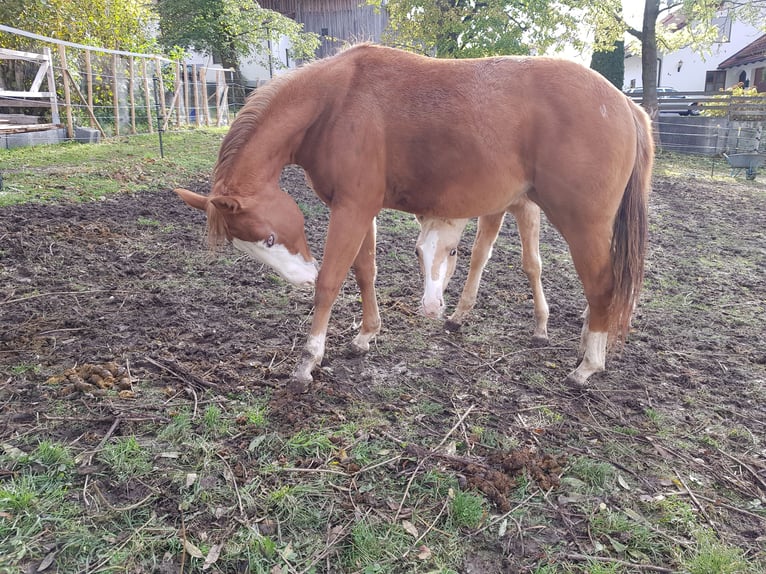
[609,102,654,344]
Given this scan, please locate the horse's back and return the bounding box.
[312,45,639,219]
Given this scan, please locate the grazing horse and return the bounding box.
[415,196,549,343]
[175,43,653,387]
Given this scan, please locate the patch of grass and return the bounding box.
[239,403,269,428]
[0,129,226,206]
[590,507,668,560]
[566,457,615,492]
[9,363,40,376]
[340,518,409,572]
[99,436,153,480]
[449,489,486,529]
[21,439,74,473]
[681,529,757,574]
[284,429,335,459]
[159,409,193,443]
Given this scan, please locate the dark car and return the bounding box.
[624,87,700,115]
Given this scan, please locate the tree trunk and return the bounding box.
[641,0,660,121]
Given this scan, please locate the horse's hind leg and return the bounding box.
[350,218,381,353]
[446,211,505,330]
[561,226,614,386]
[508,199,549,344]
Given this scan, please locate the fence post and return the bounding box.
[57,45,74,139]
[183,62,190,126]
[154,57,166,127]
[175,61,182,128]
[112,54,120,136]
[192,64,200,127]
[84,50,94,129]
[200,67,210,127]
[142,59,153,134]
[128,55,136,134]
[215,70,222,126]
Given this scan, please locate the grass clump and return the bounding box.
[681,529,759,574]
[449,489,486,529]
[99,436,153,480]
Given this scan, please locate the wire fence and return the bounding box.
[0,25,253,144]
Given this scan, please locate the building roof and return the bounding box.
[719,33,766,69]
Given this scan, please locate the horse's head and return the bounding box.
[175,187,318,288]
[415,215,469,317]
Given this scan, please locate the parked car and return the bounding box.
[624,87,700,115]
[625,86,684,97]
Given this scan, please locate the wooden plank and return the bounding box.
[0,47,48,62]
[0,123,61,133]
[0,90,56,98]
[0,98,53,108]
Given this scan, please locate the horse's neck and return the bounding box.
[231,84,321,188]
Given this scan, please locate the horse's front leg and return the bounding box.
[350,218,381,353]
[292,209,378,384]
[447,212,505,330]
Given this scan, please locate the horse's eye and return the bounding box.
[414,248,420,258]
[266,234,275,248]
[449,248,457,256]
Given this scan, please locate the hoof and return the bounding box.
[564,369,589,389]
[348,341,370,357]
[530,334,549,347]
[444,319,462,333]
[290,359,315,392]
[286,378,310,394]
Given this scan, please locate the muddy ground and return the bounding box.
[1,166,765,572]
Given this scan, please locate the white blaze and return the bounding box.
[232,238,318,288]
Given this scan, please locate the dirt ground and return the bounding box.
[1,165,765,572]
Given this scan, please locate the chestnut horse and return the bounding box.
[416,197,549,343]
[175,43,653,387]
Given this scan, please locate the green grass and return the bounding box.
[0,128,226,206]
[99,436,153,480]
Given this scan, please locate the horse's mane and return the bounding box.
[213,72,295,188]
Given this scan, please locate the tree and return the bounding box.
[156,0,319,77]
[0,0,157,52]
[370,0,604,58]
[617,1,766,119]
[590,39,625,89]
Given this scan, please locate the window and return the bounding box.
[755,67,766,92]
[705,70,726,92]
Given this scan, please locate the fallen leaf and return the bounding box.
[402,520,418,538]
[186,473,198,487]
[202,542,223,570]
[417,545,432,560]
[37,550,58,571]
[183,539,204,559]
[617,474,631,490]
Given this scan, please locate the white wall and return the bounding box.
[239,36,296,87]
[623,15,764,91]
[186,35,296,87]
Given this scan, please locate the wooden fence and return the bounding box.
[0,24,233,141]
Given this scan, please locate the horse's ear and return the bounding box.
[175,188,209,211]
[415,214,424,225]
[210,196,243,214]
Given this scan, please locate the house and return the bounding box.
[260,0,389,59]
[623,7,766,92]
[717,34,766,92]
[189,0,389,88]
